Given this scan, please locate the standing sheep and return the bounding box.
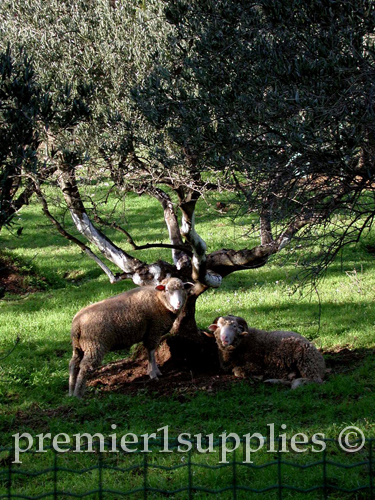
[69,278,193,398]
[206,315,325,389]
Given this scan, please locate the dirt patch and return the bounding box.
[87,344,373,397]
[88,353,253,398]
[0,254,46,296]
[87,336,244,397]
[322,345,373,374]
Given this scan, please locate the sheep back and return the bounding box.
[229,328,325,381]
[71,286,177,354]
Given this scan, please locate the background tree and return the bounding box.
[0,47,49,232]
[0,44,94,234]
[0,0,374,350]
[135,0,375,278]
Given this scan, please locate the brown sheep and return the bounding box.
[206,315,325,389]
[69,278,193,398]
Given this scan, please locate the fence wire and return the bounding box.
[0,437,374,499]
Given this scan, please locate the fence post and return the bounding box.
[7,450,12,500]
[53,449,58,500]
[232,445,237,500]
[322,442,327,499]
[277,438,282,500]
[369,439,374,499]
[188,446,192,500]
[143,451,148,500]
[98,449,103,500]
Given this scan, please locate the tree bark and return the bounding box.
[148,187,192,270]
[178,189,222,288]
[156,283,220,371]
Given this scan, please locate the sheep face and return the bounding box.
[208,315,248,347]
[155,278,193,313]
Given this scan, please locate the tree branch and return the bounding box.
[52,165,188,286]
[149,187,193,269]
[207,215,312,278]
[93,213,193,256]
[178,189,222,287]
[56,165,145,276]
[32,179,124,283]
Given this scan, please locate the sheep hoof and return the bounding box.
[264,378,291,387]
[148,371,160,380]
[291,378,315,389]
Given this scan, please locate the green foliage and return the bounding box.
[0,0,170,169]
[0,46,46,230]
[138,0,374,165]
[0,43,96,233]
[1,0,374,281]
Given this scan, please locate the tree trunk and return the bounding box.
[155,287,220,372]
[170,292,202,340]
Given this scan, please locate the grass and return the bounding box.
[1,188,375,498]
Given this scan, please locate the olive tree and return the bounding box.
[1,0,374,351]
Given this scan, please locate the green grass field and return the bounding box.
[1,191,375,498]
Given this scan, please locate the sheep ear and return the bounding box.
[183,282,195,290]
[240,331,248,337]
[208,324,217,331]
[155,284,166,291]
[203,330,215,338]
[237,318,249,332]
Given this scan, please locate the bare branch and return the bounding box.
[207,246,272,278]
[32,179,124,283]
[36,165,187,287]
[92,214,193,256]
[207,214,313,278]
[148,187,192,269]
[260,206,273,245]
[56,165,144,275]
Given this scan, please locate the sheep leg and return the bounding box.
[146,348,162,379]
[69,348,83,396]
[73,352,102,398]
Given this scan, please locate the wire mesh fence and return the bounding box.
[1,436,374,499]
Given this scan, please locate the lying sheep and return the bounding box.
[69,278,193,398]
[206,315,325,389]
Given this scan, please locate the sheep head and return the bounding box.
[206,315,249,348]
[155,278,194,313]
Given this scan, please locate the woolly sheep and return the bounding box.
[69,278,193,398]
[206,315,325,389]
